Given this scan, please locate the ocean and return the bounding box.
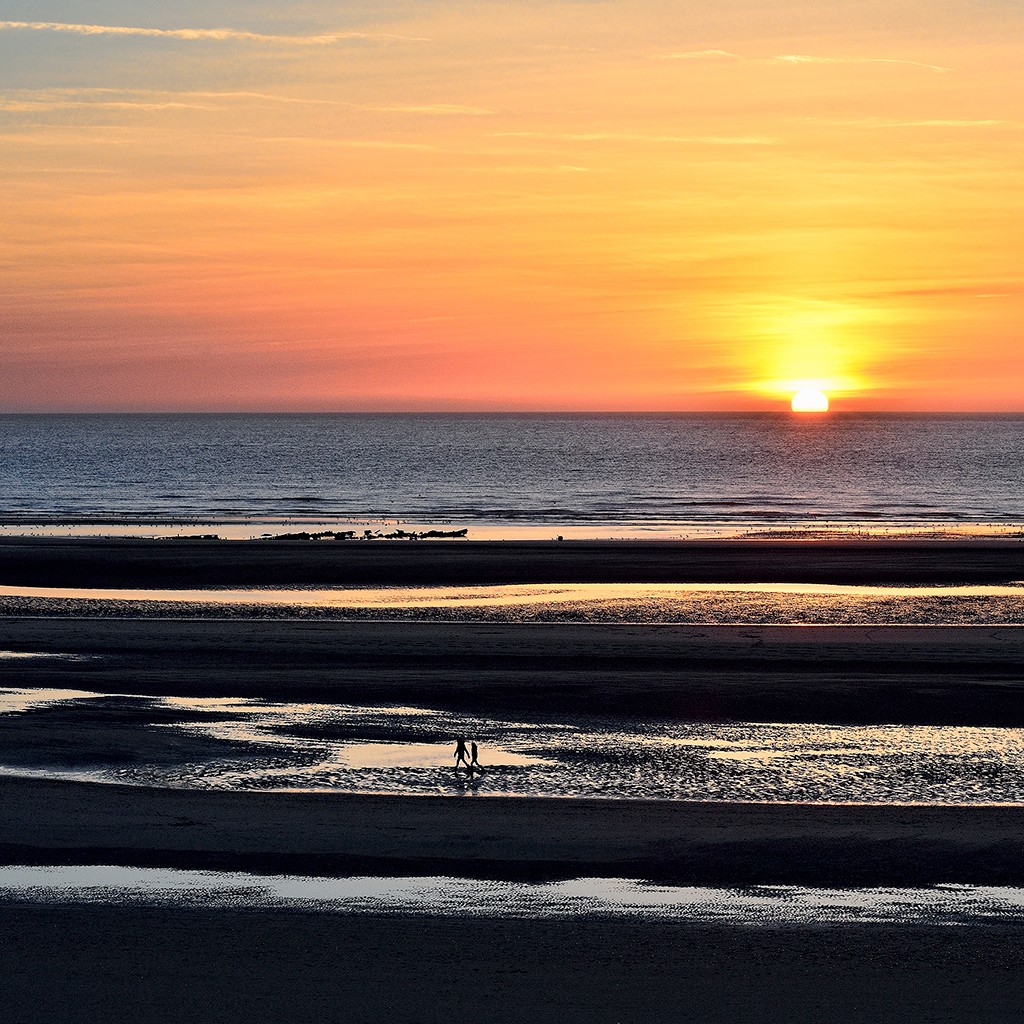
[1,413,1022,534]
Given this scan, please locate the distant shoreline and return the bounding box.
[2,521,1023,544]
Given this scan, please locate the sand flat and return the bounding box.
[6,902,1024,1024]
[3,536,1024,587]
[4,540,1024,1019]
[3,618,1024,724]
[4,776,1024,886]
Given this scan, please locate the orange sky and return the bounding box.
[1,1,1022,411]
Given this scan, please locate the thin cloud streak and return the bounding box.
[369,104,493,116]
[260,136,437,150]
[666,49,742,60]
[666,50,950,72]
[493,131,777,145]
[0,21,427,44]
[3,87,340,108]
[0,98,220,112]
[804,116,1013,128]
[773,54,951,72]
[0,89,492,117]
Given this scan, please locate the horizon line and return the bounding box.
[2,409,1024,417]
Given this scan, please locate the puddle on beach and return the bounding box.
[4,689,1024,805]
[334,742,547,770]
[0,651,93,660]
[2,866,1024,926]
[2,582,1024,624]
[0,687,101,712]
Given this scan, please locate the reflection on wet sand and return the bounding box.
[0,651,92,660]
[2,581,1024,624]
[335,741,548,770]
[3,689,1024,805]
[4,581,1024,603]
[0,687,101,712]
[3,865,1024,926]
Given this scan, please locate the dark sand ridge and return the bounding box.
[3,619,1024,725]
[5,902,1024,1024]
[3,537,1024,587]
[5,776,1024,886]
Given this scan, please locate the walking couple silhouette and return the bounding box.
[453,736,482,776]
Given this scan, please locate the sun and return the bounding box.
[791,387,830,413]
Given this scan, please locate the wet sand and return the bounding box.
[5,776,1024,886]
[3,618,1024,724]
[3,536,1024,587]
[7,901,1024,1024]
[5,538,1024,1021]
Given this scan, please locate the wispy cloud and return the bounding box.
[0,97,219,113]
[4,87,338,108]
[0,88,490,117]
[262,137,436,151]
[180,91,340,107]
[360,104,493,116]
[492,131,776,145]
[219,96,492,115]
[880,119,1009,127]
[666,49,742,61]
[0,21,427,44]
[807,116,1013,129]
[772,54,951,72]
[666,50,950,72]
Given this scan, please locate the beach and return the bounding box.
[4,537,1024,1020]
[3,536,1024,586]
[6,902,1024,1024]
[4,616,1024,725]
[5,776,1024,885]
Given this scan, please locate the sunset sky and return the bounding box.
[2,0,1022,411]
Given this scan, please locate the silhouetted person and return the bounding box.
[470,742,481,771]
[454,737,470,771]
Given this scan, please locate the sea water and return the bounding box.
[0,413,1022,532]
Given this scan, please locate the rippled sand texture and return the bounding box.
[4,689,1024,805]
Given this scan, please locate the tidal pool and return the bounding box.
[2,865,1024,926]
[3,689,1024,805]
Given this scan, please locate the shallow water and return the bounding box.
[4,690,1024,805]
[0,687,99,713]
[3,581,1024,624]
[0,650,92,660]
[2,865,1024,926]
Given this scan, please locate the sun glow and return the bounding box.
[2,3,1023,411]
[791,388,830,413]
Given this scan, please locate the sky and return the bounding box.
[1,0,1022,411]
